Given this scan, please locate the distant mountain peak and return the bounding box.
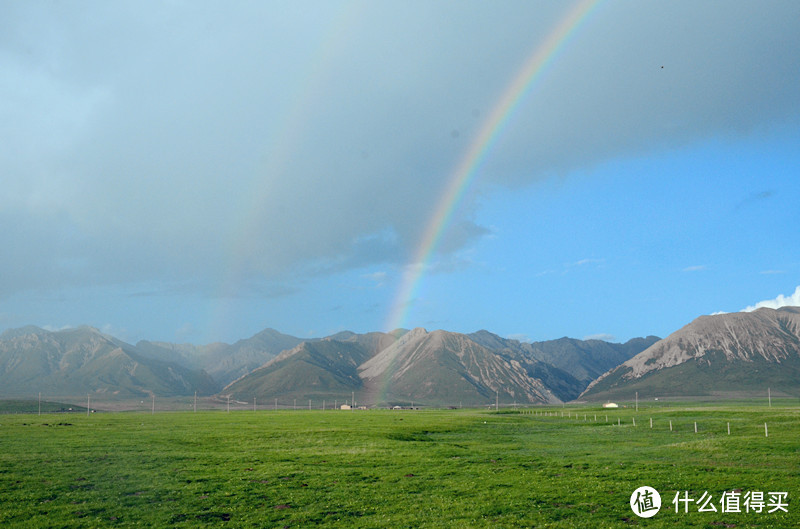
[0,325,217,398]
[357,328,562,405]
[0,325,49,340]
[581,307,800,400]
[0,323,657,405]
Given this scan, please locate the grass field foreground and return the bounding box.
[0,403,797,528]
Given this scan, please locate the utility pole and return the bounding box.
[254,397,256,412]
[38,392,41,416]
[194,391,197,413]
[227,395,230,412]
[635,391,638,412]
[87,394,90,416]
[768,387,771,407]
[495,391,499,412]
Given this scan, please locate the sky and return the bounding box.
[2,1,799,345]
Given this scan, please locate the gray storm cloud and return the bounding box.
[2,1,799,298]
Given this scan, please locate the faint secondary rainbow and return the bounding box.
[384,0,603,336]
[205,2,365,342]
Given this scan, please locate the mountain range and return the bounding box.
[1,306,797,405]
[0,326,217,398]
[220,328,661,406]
[580,307,800,400]
[0,324,654,405]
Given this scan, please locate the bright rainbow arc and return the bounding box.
[384,0,603,337]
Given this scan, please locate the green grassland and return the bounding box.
[0,399,86,414]
[0,403,797,528]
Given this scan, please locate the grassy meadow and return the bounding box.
[0,402,797,528]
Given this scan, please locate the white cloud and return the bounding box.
[42,324,74,332]
[506,333,532,343]
[583,333,616,342]
[538,258,605,278]
[682,265,707,272]
[572,258,604,267]
[743,286,800,312]
[362,271,387,288]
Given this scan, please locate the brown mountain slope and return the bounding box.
[0,327,217,397]
[359,328,561,406]
[581,307,800,400]
[223,338,374,403]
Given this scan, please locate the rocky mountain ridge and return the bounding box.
[0,326,217,398]
[581,307,800,400]
[0,324,653,404]
[9,307,797,405]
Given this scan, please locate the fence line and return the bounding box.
[525,409,779,438]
